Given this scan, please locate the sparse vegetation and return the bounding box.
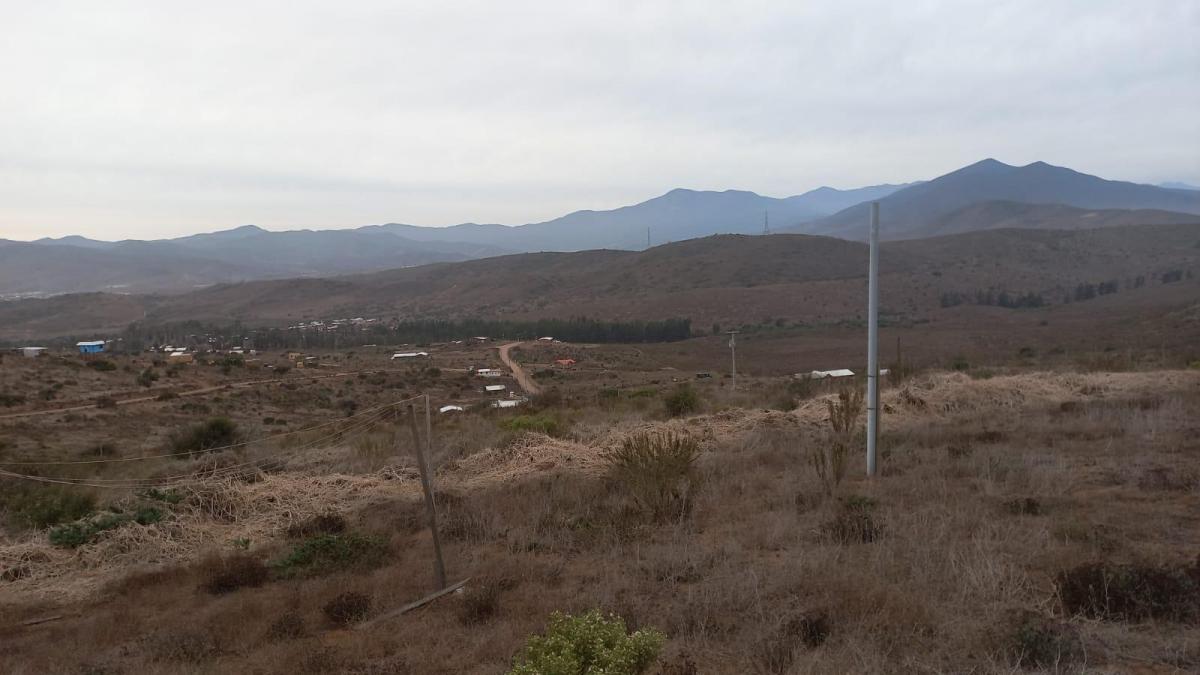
[1,485,96,529]
[509,610,665,675]
[323,591,372,627]
[169,417,239,456]
[605,431,700,521]
[200,552,270,594]
[270,533,388,578]
[663,384,700,417]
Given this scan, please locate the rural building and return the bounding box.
[167,351,194,364]
[76,340,105,355]
[537,336,555,342]
[802,369,855,379]
[554,358,576,367]
[391,352,430,360]
[20,347,46,358]
[474,368,502,378]
[492,398,525,409]
[484,384,507,393]
[439,405,465,414]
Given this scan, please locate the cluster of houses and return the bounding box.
[287,317,379,332]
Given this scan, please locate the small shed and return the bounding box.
[76,340,105,355]
[492,398,525,409]
[537,336,555,342]
[439,405,465,414]
[167,351,194,364]
[391,352,430,360]
[803,369,855,380]
[475,368,502,378]
[20,347,46,358]
[484,384,507,393]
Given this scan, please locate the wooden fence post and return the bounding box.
[407,402,447,589]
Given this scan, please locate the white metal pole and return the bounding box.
[866,202,880,477]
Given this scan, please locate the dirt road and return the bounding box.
[497,342,541,395]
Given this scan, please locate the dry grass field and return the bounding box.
[2,346,1198,673]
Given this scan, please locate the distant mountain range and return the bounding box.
[801,159,1200,240]
[2,159,1197,296]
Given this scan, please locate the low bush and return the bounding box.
[286,513,347,538]
[95,396,118,409]
[0,393,26,407]
[266,612,306,641]
[88,360,117,372]
[822,495,881,544]
[1056,560,1200,622]
[169,417,239,456]
[663,385,700,417]
[501,413,564,437]
[48,506,164,548]
[323,592,372,627]
[270,533,388,578]
[510,610,665,675]
[458,578,506,625]
[200,552,270,594]
[136,368,160,387]
[2,486,96,529]
[1009,611,1083,669]
[605,431,701,521]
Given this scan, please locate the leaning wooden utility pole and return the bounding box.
[866,202,880,477]
[725,330,740,390]
[407,400,446,588]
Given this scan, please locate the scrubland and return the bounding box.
[1,362,1198,674]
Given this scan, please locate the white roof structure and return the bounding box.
[76,340,105,347]
[492,398,524,408]
[439,405,465,414]
[806,369,855,379]
[484,384,507,392]
[391,351,430,359]
[537,336,555,341]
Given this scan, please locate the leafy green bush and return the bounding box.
[47,506,164,548]
[270,533,387,578]
[2,486,96,529]
[136,368,160,387]
[605,431,701,521]
[501,414,564,437]
[663,385,700,417]
[169,417,239,456]
[509,610,664,675]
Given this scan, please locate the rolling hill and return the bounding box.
[2,222,1196,341]
[804,159,1200,240]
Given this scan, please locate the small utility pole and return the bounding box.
[763,210,769,235]
[725,330,740,390]
[866,202,880,477]
[407,400,446,588]
[646,227,651,249]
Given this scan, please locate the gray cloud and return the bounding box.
[1,0,1197,240]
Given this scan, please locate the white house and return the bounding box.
[803,369,855,379]
[391,352,430,360]
[474,368,502,378]
[492,398,525,409]
[484,384,507,393]
[20,347,46,358]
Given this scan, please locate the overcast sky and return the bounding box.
[1,0,1197,241]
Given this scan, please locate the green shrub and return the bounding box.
[510,610,664,675]
[323,592,372,627]
[169,417,239,456]
[663,385,700,417]
[47,506,163,548]
[88,360,117,372]
[2,486,96,529]
[605,431,701,521]
[0,393,26,407]
[1056,561,1200,622]
[501,414,564,437]
[270,533,387,578]
[141,487,184,504]
[136,368,160,387]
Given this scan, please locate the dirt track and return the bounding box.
[497,342,541,395]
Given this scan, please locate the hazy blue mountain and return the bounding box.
[807,159,1200,240]
[364,183,913,252]
[1159,181,1200,191]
